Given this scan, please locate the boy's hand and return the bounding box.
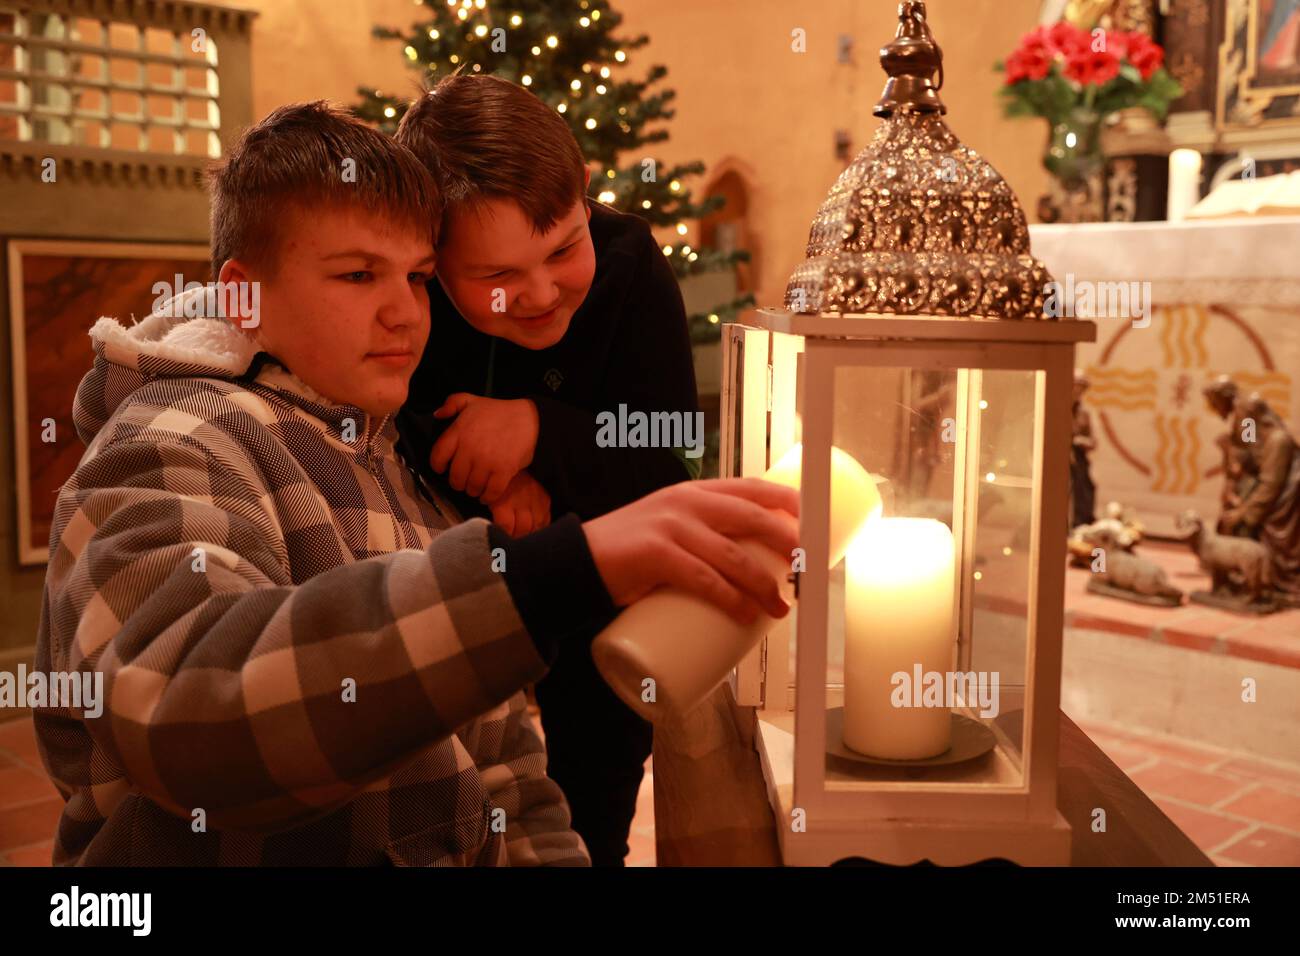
[430,394,540,501]
[485,470,552,537]
[582,478,800,625]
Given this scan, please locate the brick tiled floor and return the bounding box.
[4,711,1294,866]
[0,716,59,867]
[1075,717,1300,866]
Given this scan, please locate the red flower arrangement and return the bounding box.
[998,21,1180,124]
[998,21,1183,218]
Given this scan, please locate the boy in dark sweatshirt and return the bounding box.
[395,74,700,865]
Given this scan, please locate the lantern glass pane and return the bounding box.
[818,362,1035,792]
[723,326,774,482]
[964,369,1041,769]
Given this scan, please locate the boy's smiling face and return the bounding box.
[435,194,597,350]
[221,203,436,418]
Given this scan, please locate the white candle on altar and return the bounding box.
[843,517,956,759]
[1167,148,1202,222]
[591,443,880,722]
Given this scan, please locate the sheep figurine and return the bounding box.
[1086,528,1183,604]
[1176,510,1273,606]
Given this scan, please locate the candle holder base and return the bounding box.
[825,708,996,768]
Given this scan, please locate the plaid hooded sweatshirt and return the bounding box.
[34,292,615,866]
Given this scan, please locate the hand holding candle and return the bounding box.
[591,444,881,722]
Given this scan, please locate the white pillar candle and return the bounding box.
[843,517,956,759]
[1167,148,1202,222]
[761,444,882,568]
[592,444,881,722]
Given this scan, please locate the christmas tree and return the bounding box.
[353,0,752,342]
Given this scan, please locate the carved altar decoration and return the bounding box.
[1218,0,1300,135]
[1053,0,1158,35]
[1164,0,1300,189]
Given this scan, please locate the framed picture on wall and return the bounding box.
[7,239,212,565]
[1218,0,1300,132]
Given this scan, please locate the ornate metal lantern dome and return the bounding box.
[785,1,1057,321]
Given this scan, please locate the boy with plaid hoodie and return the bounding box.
[33,102,798,866]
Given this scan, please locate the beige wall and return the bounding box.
[249,0,422,120]
[245,0,1050,311]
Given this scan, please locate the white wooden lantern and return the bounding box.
[720,2,1098,865]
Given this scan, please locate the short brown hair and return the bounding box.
[207,100,441,279]
[395,74,586,237]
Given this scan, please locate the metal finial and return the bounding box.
[784,0,1057,321]
[874,1,946,117]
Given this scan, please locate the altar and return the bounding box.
[1029,217,1300,538]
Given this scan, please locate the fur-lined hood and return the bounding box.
[73,286,349,445]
